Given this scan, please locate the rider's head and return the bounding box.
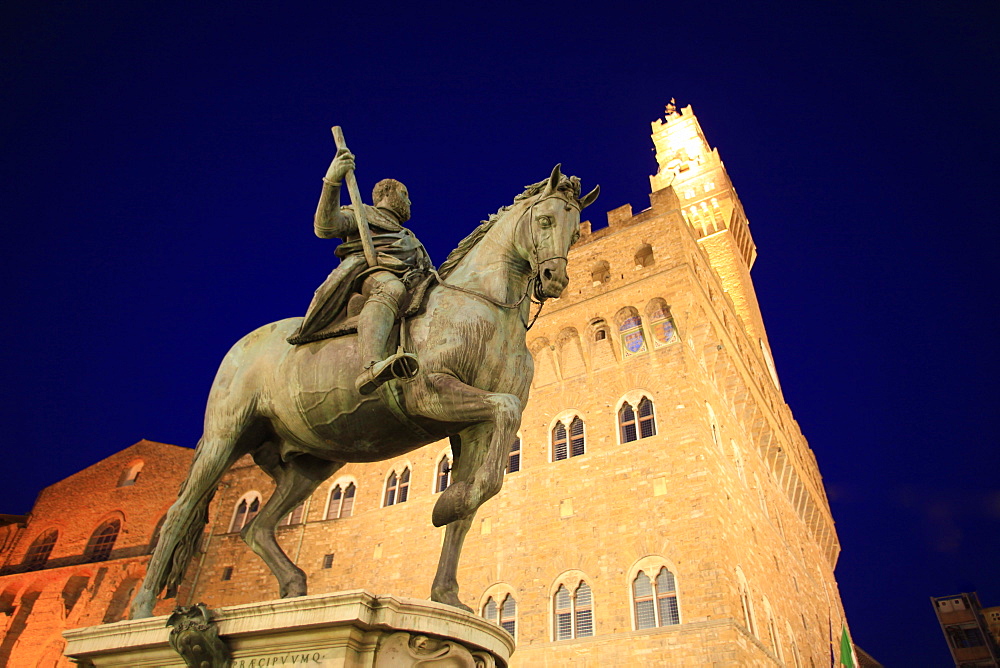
[372,179,411,223]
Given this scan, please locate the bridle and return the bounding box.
[431,190,580,329]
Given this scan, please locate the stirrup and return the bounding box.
[355,352,420,395]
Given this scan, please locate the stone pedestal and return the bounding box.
[63,590,514,667]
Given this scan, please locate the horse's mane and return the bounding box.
[437,174,583,279]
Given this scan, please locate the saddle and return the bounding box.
[287,270,436,345]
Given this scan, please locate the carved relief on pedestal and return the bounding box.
[376,632,497,668]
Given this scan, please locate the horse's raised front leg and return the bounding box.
[243,452,342,599]
[407,373,521,610]
[409,372,521,527]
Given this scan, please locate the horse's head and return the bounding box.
[519,164,599,299]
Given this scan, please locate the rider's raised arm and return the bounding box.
[314,181,355,239]
[314,148,356,239]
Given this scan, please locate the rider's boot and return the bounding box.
[355,284,419,395]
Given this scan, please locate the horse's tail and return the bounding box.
[159,476,217,599]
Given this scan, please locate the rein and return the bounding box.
[431,192,579,329]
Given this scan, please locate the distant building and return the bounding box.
[172,104,857,666]
[931,592,1000,667]
[0,440,193,667]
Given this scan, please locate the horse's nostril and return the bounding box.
[543,268,553,281]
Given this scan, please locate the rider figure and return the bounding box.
[294,148,432,395]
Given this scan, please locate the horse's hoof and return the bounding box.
[129,590,155,619]
[432,482,471,527]
[279,570,308,598]
[431,590,474,613]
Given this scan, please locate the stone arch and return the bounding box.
[587,318,617,369]
[36,639,67,668]
[556,327,586,378]
[634,243,654,268]
[102,576,142,623]
[528,337,558,387]
[590,260,610,285]
[0,580,43,665]
[116,459,144,487]
[61,573,91,617]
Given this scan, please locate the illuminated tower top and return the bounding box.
[650,102,780,393]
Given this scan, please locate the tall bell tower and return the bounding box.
[650,101,782,391]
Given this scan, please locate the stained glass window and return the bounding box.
[619,315,647,357]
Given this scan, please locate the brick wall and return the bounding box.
[0,440,193,667]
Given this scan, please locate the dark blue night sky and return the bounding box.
[2,2,998,664]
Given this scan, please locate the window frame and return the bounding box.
[550,573,596,641]
[85,519,121,562]
[229,492,262,533]
[615,392,658,446]
[325,478,358,518]
[23,529,58,568]
[627,557,681,630]
[550,413,586,461]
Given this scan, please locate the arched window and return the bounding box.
[436,455,452,493]
[327,482,356,518]
[634,244,654,268]
[384,472,398,506]
[553,580,594,640]
[279,502,305,526]
[787,622,803,668]
[86,520,120,562]
[553,417,585,460]
[384,468,410,506]
[591,260,610,285]
[117,461,144,487]
[737,568,757,637]
[617,308,647,357]
[620,397,656,443]
[482,594,517,637]
[763,598,782,662]
[646,299,677,348]
[230,493,261,533]
[632,567,679,628]
[507,438,521,474]
[23,529,58,568]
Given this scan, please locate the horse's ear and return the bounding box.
[545,164,562,195]
[579,184,600,209]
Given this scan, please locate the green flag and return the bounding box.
[840,625,856,668]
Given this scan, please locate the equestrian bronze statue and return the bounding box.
[129,130,599,619]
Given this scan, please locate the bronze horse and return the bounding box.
[130,165,598,619]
